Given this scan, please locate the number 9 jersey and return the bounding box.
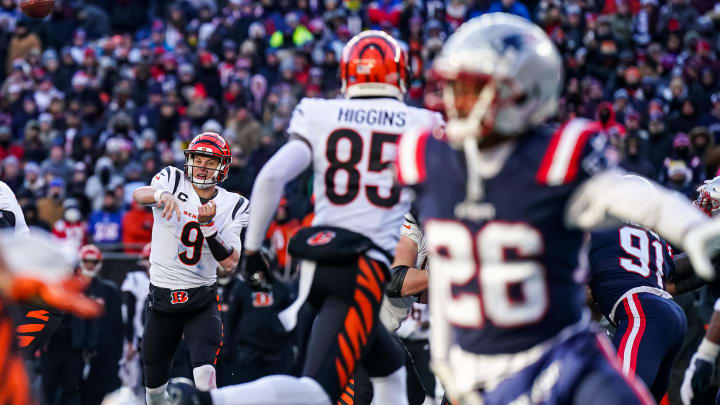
[149,166,249,289]
[288,97,443,254]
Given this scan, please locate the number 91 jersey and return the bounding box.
[149,167,249,289]
[288,97,443,253]
[588,225,674,323]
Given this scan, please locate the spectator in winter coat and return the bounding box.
[122,201,153,254]
[5,19,41,74]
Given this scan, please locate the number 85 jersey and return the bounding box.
[149,167,249,289]
[288,97,442,253]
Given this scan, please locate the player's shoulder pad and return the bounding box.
[536,118,603,186]
[231,194,250,220]
[155,166,184,194]
[397,125,437,186]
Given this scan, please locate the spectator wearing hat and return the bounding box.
[40,143,74,183]
[85,156,124,212]
[38,178,69,226]
[20,161,45,198]
[5,18,41,75]
[596,101,627,145]
[661,132,704,187]
[88,190,123,247]
[1,154,20,190]
[689,126,717,177]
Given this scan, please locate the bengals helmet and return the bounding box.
[79,244,102,277]
[184,132,232,189]
[340,30,409,100]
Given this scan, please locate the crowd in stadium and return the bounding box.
[1,0,720,404]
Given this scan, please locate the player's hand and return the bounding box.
[681,353,714,405]
[683,220,720,281]
[9,276,104,318]
[159,192,182,221]
[198,200,216,224]
[240,250,270,284]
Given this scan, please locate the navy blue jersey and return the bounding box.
[398,118,612,355]
[589,225,675,322]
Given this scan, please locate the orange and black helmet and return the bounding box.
[184,132,232,187]
[340,30,409,100]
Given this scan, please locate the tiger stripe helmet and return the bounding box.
[340,30,409,100]
[183,132,232,188]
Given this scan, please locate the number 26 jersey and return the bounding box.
[149,167,249,289]
[287,97,443,254]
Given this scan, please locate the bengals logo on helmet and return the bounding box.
[307,231,336,246]
[251,292,274,308]
[340,30,409,100]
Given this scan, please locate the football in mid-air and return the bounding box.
[18,0,54,19]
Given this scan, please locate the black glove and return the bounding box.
[240,251,271,286]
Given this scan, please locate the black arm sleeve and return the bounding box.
[385,265,409,298]
[206,233,235,262]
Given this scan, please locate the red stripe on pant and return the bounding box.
[617,294,646,379]
[595,334,655,405]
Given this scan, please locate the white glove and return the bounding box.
[683,219,720,280]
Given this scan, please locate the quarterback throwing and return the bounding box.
[132,132,249,405]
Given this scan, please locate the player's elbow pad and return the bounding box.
[385,265,409,298]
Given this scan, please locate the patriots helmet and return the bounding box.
[433,13,563,143]
[695,176,720,217]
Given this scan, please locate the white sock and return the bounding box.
[370,367,409,405]
[145,383,169,405]
[210,375,331,405]
[193,364,217,390]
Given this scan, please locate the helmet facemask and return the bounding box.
[184,151,230,189]
[80,258,102,277]
[440,73,529,145]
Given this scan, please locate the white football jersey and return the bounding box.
[149,167,249,289]
[287,97,442,254]
[380,211,429,332]
[0,181,29,237]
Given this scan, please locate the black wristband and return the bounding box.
[206,233,234,262]
[386,265,409,298]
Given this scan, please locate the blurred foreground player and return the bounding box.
[132,132,249,404]
[397,13,720,405]
[0,230,102,405]
[169,30,442,405]
[588,177,686,401]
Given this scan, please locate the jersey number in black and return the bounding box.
[179,222,204,265]
[325,129,400,208]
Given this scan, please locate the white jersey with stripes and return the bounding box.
[149,166,249,289]
[287,97,443,254]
